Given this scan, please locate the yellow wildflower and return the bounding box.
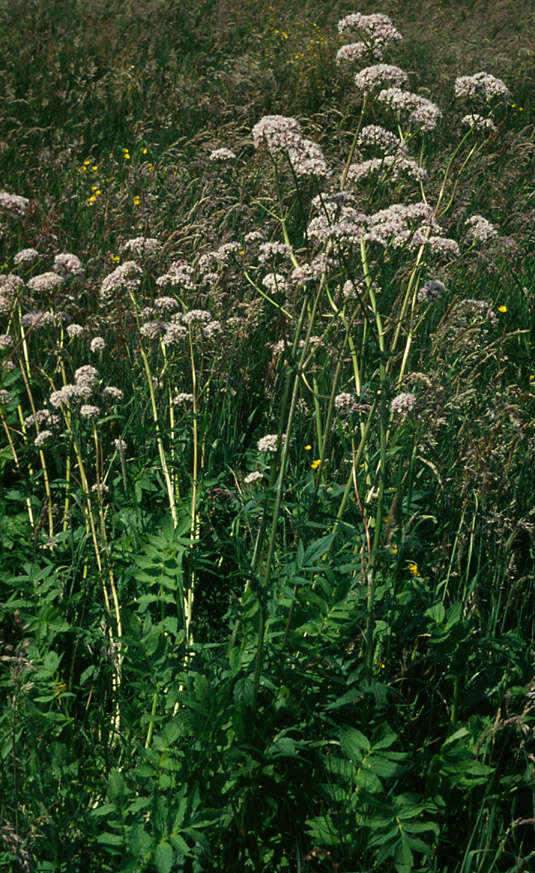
[497,305,507,313]
[311,459,321,469]
[407,562,419,576]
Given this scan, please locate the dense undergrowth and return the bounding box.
[1,1,535,870]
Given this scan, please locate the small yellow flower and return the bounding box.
[111,255,120,262]
[407,561,419,576]
[133,195,141,206]
[91,165,98,171]
[304,444,312,451]
[392,544,398,555]
[497,305,507,313]
[530,375,534,382]
[54,682,67,696]
[87,195,96,204]
[311,459,321,469]
[140,146,148,154]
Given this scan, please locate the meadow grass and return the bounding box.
[1,1,535,870]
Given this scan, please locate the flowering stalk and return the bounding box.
[129,290,177,527]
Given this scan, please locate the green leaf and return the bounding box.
[303,534,335,565]
[441,727,470,748]
[154,841,174,873]
[108,770,127,806]
[339,725,370,761]
[97,832,123,846]
[306,815,341,846]
[425,602,445,624]
[394,834,414,873]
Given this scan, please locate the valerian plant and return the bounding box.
[1,3,534,872]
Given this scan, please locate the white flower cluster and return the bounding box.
[121,237,161,258]
[209,147,236,161]
[390,392,416,416]
[252,115,302,152]
[336,43,369,66]
[252,115,328,177]
[34,430,53,447]
[335,393,360,415]
[245,230,266,244]
[90,336,106,352]
[140,321,165,340]
[163,323,187,345]
[357,125,407,155]
[258,242,292,263]
[364,202,440,250]
[101,261,142,301]
[75,365,99,390]
[53,253,84,277]
[21,309,56,328]
[157,260,196,289]
[24,408,60,429]
[307,206,369,245]
[153,296,179,312]
[287,137,329,178]
[182,309,211,325]
[102,386,123,402]
[262,273,288,293]
[0,191,29,218]
[377,87,442,131]
[27,272,64,293]
[244,471,264,485]
[337,12,402,60]
[464,214,498,243]
[454,72,510,103]
[173,393,194,404]
[14,248,39,266]
[257,433,286,453]
[80,404,100,419]
[461,114,497,134]
[66,323,84,338]
[346,154,426,185]
[354,64,409,95]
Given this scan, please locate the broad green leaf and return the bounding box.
[339,725,370,760]
[425,602,445,624]
[154,841,174,873]
[306,815,341,846]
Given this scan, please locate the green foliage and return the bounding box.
[1,0,535,871]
